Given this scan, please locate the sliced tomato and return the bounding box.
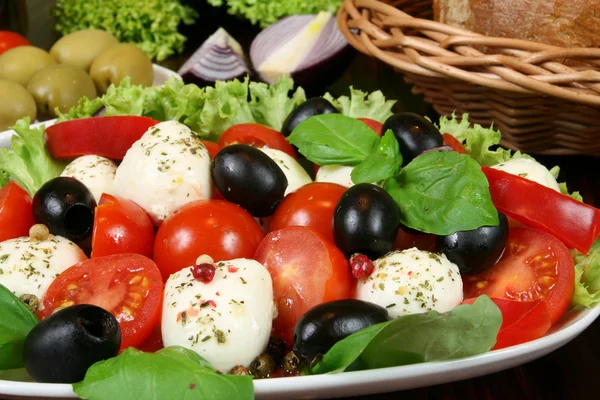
[136,323,164,353]
[218,123,297,159]
[442,133,468,154]
[0,181,34,242]
[254,226,354,345]
[0,31,29,55]
[45,116,159,160]
[482,166,600,253]
[358,118,383,136]
[463,227,574,324]
[269,182,347,243]
[39,254,163,351]
[91,194,154,258]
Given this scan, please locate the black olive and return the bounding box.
[293,299,389,364]
[333,183,400,259]
[266,336,286,366]
[381,112,443,166]
[23,304,121,383]
[32,177,96,252]
[212,144,288,217]
[435,212,509,275]
[281,97,339,137]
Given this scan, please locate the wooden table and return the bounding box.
[10,1,600,399]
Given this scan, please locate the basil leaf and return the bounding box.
[73,346,253,400]
[310,296,502,374]
[287,114,380,166]
[0,284,39,370]
[384,151,499,235]
[351,130,403,184]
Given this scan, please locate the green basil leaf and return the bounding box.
[287,114,380,166]
[0,284,39,370]
[351,130,403,184]
[310,296,502,374]
[384,151,499,235]
[73,346,253,400]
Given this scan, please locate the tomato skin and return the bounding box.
[218,123,297,159]
[393,225,436,252]
[136,323,164,353]
[0,31,29,55]
[45,116,159,160]
[463,227,574,324]
[154,200,265,281]
[269,182,347,243]
[358,118,383,136]
[39,254,163,351]
[254,226,354,345]
[0,181,35,242]
[483,166,600,253]
[201,140,221,159]
[442,133,468,154]
[91,194,154,258]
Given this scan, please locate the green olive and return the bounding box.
[0,46,56,87]
[26,64,97,119]
[50,29,119,72]
[89,43,154,95]
[0,80,37,131]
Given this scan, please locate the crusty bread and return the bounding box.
[433,0,600,48]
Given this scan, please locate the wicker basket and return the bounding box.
[337,0,600,156]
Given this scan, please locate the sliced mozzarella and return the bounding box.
[259,147,312,196]
[162,257,275,372]
[315,164,354,188]
[60,155,117,203]
[113,121,213,225]
[356,248,463,318]
[491,158,560,192]
[0,235,87,301]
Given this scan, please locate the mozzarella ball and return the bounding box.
[315,164,354,188]
[491,158,560,192]
[162,258,275,372]
[356,248,463,318]
[113,121,213,225]
[60,155,117,203]
[259,148,312,196]
[0,235,87,301]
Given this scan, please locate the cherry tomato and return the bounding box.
[154,200,264,281]
[39,254,163,351]
[462,297,551,350]
[136,324,164,353]
[45,116,159,160]
[254,226,354,345]
[218,123,297,159]
[482,166,600,253]
[202,140,221,159]
[269,182,347,243]
[358,118,383,136]
[91,194,154,258]
[0,181,35,242]
[442,133,468,154]
[392,225,436,252]
[0,31,29,55]
[463,227,574,324]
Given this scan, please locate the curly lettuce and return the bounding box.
[323,87,396,123]
[572,238,600,308]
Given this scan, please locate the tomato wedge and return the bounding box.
[45,116,159,160]
[218,123,297,159]
[463,227,574,324]
[482,166,600,253]
[358,118,383,136]
[442,133,468,154]
[39,254,163,351]
[0,181,35,242]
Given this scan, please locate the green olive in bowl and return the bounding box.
[50,29,119,72]
[90,43,154,95]
[0,80,37,131]
[27,64,97,119]
[0,46,56,86]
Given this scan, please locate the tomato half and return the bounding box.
[39,254,163,351]
[0,181,34,242]
[442,133,468,154]
[91,194,154,258]
[154,200,264,281]
[358,118,383,136]
[218,123,297,159]
[482,166,600,253]
[0,31,29,55]
[45,116,159,160]
[201,140,221,159]
[269,182,347,243]
[463,227,574,324]
[254,226,354,345]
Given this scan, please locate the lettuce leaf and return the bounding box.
[0,171,8,188]
[249,78,306,131]
[572,238,600,307]
[323,88,395,123]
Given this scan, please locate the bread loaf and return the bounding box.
[433,0,600,48]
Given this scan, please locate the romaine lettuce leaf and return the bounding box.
[572,237,600,307]
[323,87,396,123]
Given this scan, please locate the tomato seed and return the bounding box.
[192,263,217,283]
[350,254,374,280]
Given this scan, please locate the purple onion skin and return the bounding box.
[180,70,254,88]
[291,46,356,97]
[93,106,106,117]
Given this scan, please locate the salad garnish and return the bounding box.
[0,284,38,370]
